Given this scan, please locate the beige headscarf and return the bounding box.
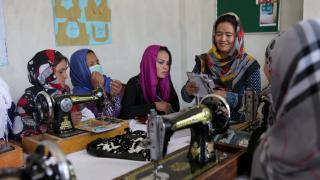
[251,19,320,180]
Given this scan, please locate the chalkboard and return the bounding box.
[217,0,280,33]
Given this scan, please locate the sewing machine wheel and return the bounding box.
[35,91,54,123]
[0,141,76,180]
[25,140,76,180]
[200,94,230,134]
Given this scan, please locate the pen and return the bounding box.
[156,95,175,113]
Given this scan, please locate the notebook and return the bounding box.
[75,119,120,133]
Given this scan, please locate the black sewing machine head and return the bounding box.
[0,140,76,180]
[148,94,230,164]
[35,88,104,137]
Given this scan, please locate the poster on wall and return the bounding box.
[259,0,278,27]
[0,0,8,66]
[52,0,112,46]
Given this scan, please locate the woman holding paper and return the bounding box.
[119,45,180,120]
[181,13,261,123]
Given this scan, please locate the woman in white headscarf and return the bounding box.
[251,19,320,180]
[0,77,14,141]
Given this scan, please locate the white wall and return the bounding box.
[303,0,320,19]
[0,0,303,108]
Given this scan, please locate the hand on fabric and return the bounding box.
[71,111,82,126]
[155,101,171,114]
[185,81,199,96]
[212,90,227,98]
[91,72,105,89]
[110,80,123,97]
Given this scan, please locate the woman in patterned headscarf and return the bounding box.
[12,49,81,140]
[251,19,320,180]
[119,45,179,119]
[181,12,261,123]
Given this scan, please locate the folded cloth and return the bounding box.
[87,129,150,161]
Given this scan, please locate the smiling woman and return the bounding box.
[181,12,261,123]
[119,45,179,120]
[214,22,236,56]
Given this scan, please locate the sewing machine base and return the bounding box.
[49,128,85,138]
[116,142,245,180]
[22,120,129,155]
[0,142,24,168]
[230,120,260,132]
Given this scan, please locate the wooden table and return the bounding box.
[22,121,128,155]
[116,142,246,180]
[0,142,24,168]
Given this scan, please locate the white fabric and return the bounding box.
[67,123,190,180]
[129,119,147,132]
[80,107,95,121]
[12,115,23,134]
[0,98,6,138]
[0,77,12,139]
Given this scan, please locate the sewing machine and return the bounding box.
[0,140,76,180]
[230,89,260,131]
[35,88,105,137]
[118,95,248,179]
[244,90,259,128]
[22,88,128,154]
[148,94,231,164]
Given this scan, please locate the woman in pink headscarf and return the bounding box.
[119,45,179,120]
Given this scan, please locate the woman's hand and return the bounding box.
[71,111,82,126]
[155,101,171,114]
[212,90,227,98]
[91,72,105,89]
[185,81,199,96]
[110,80,123,97]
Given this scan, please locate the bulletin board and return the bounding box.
[217,0,280,33]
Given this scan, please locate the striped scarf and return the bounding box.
[252,19,320,180]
